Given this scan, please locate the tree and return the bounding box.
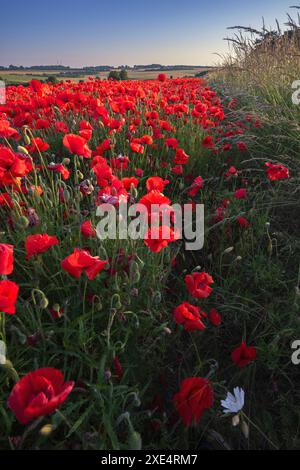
[119,69,128,80]
[108,71,120,81]
[47,75,58,84]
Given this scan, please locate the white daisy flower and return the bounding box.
[221,387,245,414]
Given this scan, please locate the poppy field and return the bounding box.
[0,72,299,451]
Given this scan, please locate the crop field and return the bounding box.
[0,68,210,85]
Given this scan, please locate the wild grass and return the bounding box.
[207,4,300,449]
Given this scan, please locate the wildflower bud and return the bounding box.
[128,429,142,451]
[63,189,71,202]
[179,181,185,190]
[17,146,29,155]
[1,360,19,382]
[76,170,84,180]
[14,215,29,229]
[265,222,271,229]
[163,327,172,335]
[152,291,162,305]
[112,294,122,310]
[233,256,242,263]
[31,289,49,310]
[104,370,112,381]
[223,246,234,255]
[241,421,249,439]
[130,288,139,297]
[129,261,140,284]
[24,133,31,145]
[62,158,70,166]
[40,424,55,436]
[193,266,202,272]
[27,207,40,227]
[132,393,141,408]
[232,414,240,427]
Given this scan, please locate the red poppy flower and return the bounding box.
[237,142,247,152]
[122,177,139,190]
[113,357,123,380]
[139,190,171,214]
[48,163,70,181]
[188,176,204,197]
[0,279,19,314]
[173,302,207,331]
[63,134,92,158]
[185,272,214,299]
[130,142,144,154]
[173,377,214,427]
[25,234,59,260]
[157,73,167,82]
[7,368,74,425]
[234,188,247,200]
[174,148,189,165]
[231,341,257,368]
[146,176,169,193]
[0,244,14,275]
[0,120,19,139]
[165,138,179,149]
[202,136,214,149]
[265,162,289,181]
[144,226,179,253]
[81,220,96,238]
[29,137,50,153]
[237,216,251,228]
[61,248,107,280]
[209,308,222,326]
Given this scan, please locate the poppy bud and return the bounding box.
[17,146,29,155]
[152,291,162,305]
[163,327,172,335]
[104,370,112,381]
[76,170,84,180]
[128,429,142,451]
[223,246,234,254]
[62,158,70,166]
[129,261,140,284]
[1,359,19,382]
[31,289,49,310]
[112,294,122,310]
[14,215,30,230]
[24,133,31,145]
[40,424,56,436]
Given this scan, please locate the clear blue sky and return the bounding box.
[0,0,296,67]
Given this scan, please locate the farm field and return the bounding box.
[0,67,211,85]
